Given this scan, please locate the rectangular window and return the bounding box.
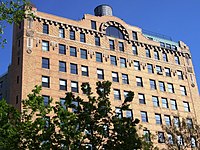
[146,49,151,58]
[136,77,143,87]
[60,98,66,109]
[59,44,66,55]
[180,85,187,96]
[97,69,104,79]
[43,24,49,34]
[165,68,171,77]
[124,91,128,99]
[138,93,145,104]
[155,114,162,124]
[70,63,78,74]
[164,115,171,126]
[42,57,49,69]
[60,79,67,91]
[158,132,165,143]
[70,46,77,57]
[141,111,148,122]
[156,65,162,75]
[163,53,168,62]
[109,39,115,50]
[150,79,156,90]
[177,70,183,80]
[42,40,49,51]
[175,56,180,65]
[167,83,174,93]
[95,36,100,46]
[125,109,133,119]
[166,44,171,49]
[118,42,124,52]
[80,49,87,59]
[43,95,50,106]
[122,74,129,84]
[120,57,126,68]
[80,32,86,43]
[152,96,159,107]
[191,137,197,148]
[91,20,96,30]
[42,76,50,88]
[81,65,89,76]
[132,45,138,55]
[112,72,119,82]
[183,102,190,112]
[134,61,140,70]
[173,117,180,128]
[96,52,102,62]
[147,64,154,73]
[59,28,65,38]
[162,97,168,108]
[70,30,75,40]
[167,133,174,144]
[59,61,66,72]
[110,55,117,66]
[159,81,165,92]
[143,130,150,142]
[114,89,121,100]
[115,107,122,118]
[170,99,177,110]
[154,51,159,60]
[132,31,138,40]
[160,42,165,47]
[71,81,78,93]
[186,118,193,128]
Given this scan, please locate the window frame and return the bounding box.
[59,61,66,72]
[42,76,50,88]
[70,63,78,75]
[42,57,50,69]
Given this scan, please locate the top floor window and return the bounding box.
[43,24,49,34]
[106,26,124,39]
[154,51,159,60]
[59,28,65,38]
[132,31,138,40]
[91,20,96,30]
[175,56,180,65]
[163,53,168,62]
[146,49,151,58]
[70,30,75,40]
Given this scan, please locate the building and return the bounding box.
[0,4,200,148]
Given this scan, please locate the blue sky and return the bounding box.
[0,0,200,92]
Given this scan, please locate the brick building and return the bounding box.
[0,4,200,148]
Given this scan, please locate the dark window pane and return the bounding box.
[70,63,78,74]
[59,44,66,54]
[80,33,86,42]
[96,52,102,62]
[59,61,66,72]
[70,30,75,40]
[70,47,77,57]
[106,26,124,39]
[91,21,96,30]
[80,49,87,59]
[42,57,49,69]
[43,24,49,34]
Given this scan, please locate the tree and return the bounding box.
[0,81,152,149]
[162,117,200,150]
[0,0,32,47]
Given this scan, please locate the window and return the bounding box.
[159,81,165,92]
[96,52,102,62]
[162,53,168,62]
[97,69,104,79]
[80,32,86,43]
[118,42,124,52]
[141,111,148,122]
[164,115,171,126]
[158,132,165,143]
[59,44,66,55]
[124,91,128,99]
[147,64,154,73]
[114,89,121,100]
[173,117,180,128]
[132,45,138,55]
[60,98,66,109]
[122,74,129,84]
[155,114,162,124]
[180,85,187,96]
[136,77,143,87]
[42,57,49,69]
[167,133,174,144]
[42,76,50,88]
[70,63,78,74]
[154,51,159,60]
[134,61,140,70]
[43,95,50,106]
[165,68,171,77]
[109,39,115,50]
[191,137,197,148]
[120,57,126,68]
[143,130,150,142]
[132,31,138,40]
[125,109,133,119]
[170,99,177,110]
[70,47,77,57]
[175,56,180,65]
[106,26,124,39]
[156,65,162,74]
[162,97,168,108]
[71,81,78,93]
[183,102,190,112]
[110,55,117,66]
[166,43,171,49]
[81,66,89,76]
[59,61,66,72]
[91,20,96,30]
[167,83,174,93]
[80,49,87,59]
[59,28,65,38]
[150,79,156,90]
[60,79,67,90]
[186,118,193,128]
[112,72,119,82]
[43,24,48,34]
[146,49,151,58]
[42,40,49,51]
[95,36,100,46]
[72,101,78,113]
[177,70,183,80]
[70,30,75,40]
[138,93,145,104]
[115,107,122,118]
[152,96,159,107]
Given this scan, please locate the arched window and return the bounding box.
[106,26,124,39]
